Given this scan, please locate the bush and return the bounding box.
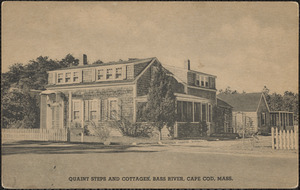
[107,117,154,137]
[210,133,240,139]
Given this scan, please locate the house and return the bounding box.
[270,111,294,131]
[217,93,270,135]
[40,55,218,138]
[214,98,233,133]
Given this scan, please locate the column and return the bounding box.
[68,91,72,129]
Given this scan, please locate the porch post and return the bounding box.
[81,99,84,142]
[68,91,72,129]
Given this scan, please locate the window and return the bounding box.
[90,100,98,120]
[202,104,207,122]
[194,103,201,122]
[73,101,81,120]
[58,73,63,83]
[115,68,122,79]
[187,102,193,122]
[97,69,104,80]
[196,75,200,86]
[261,112,266,126]
[73,72,79,82]
[65,72,71,83]
[201,76,204,87]
[177,101,183,122]
[205,77,209,87]
[106,69,113,79]
[109,99,118,120]
[208,104,212,122]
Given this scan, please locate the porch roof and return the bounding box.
[136,93,210,103]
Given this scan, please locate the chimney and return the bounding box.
[184,59,190,70]
[79,54,88,65]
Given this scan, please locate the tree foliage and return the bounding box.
[92,60,104,65]
[140,64,176,139]
[1,54,79,128]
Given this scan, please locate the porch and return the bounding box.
[270,111,294,131]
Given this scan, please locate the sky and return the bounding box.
[2,2,298,94]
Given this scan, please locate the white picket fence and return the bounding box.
[271,126,298,150]
[2,128,68,142]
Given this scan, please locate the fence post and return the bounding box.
[295,127,298,151]
[279,130,282,149]
[287,130,290,150]
[271,127,275,149]
[275,128,279,149]
[283,130,286,149]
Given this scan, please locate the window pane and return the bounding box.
[74,111,80,119]
[202,104,206,122]
[74,102,80,111]
[106,69,113,79]
[58,73,63,83]
[73,72,79,82]
[116,68,122,79]
[182,101,187,122]
[177,101,183,122]
[97,69,104,80]
[194,103,200,122]
[110,100,117,120]
[65,72,71,82]
[187,102,193,122]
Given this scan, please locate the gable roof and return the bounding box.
[217,93,263,112]
[217,98,233,108]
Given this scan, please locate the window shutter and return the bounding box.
[48,73,53,85]
[54,73,57,84]
[117,99,122,120]
[84,100,89,121]
[122,66,127,80]
[91,69,96,82]
[78,70,82,83]
[98,99,101,121]
[102,99,108,121]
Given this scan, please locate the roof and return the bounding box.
[217,93,263,112]
[217,98,233,108]
[53,57,156,71]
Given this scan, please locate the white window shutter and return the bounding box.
[48,73,53,84]
[117,99,122,120]
[84,100,89,121]
[92,69,96,82]
[102,99,108,121]
[122,66,127,80]
[98,99,101,121]
[54,73,57,84]
[79,70,82,83]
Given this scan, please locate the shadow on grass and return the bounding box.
[2,141,158,156]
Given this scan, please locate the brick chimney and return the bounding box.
[79,54,88,65]
[184,59,190,70]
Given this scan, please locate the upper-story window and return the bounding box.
[65,72,71,83]
[97,69,104,80]
[116,68,122,79]
[106,69,113,79]
[57,73,63,83]
[205,76,209,87]
[196,75,200,86]
[73,72,79,82]
[201,76,204,87]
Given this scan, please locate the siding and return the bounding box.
[61,86,134,123]
[256,96,270,131]
[187,87,216,103]
[40,95,47,129]
[137,66,151,96]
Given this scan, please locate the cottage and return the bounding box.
[40,56,218,138]
[217,93,270,135]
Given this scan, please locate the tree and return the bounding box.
[218,86,239,94]
[92,60,104,64]
[59,54,79,67]
[141,64,176,140]
[1,54,77,128]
